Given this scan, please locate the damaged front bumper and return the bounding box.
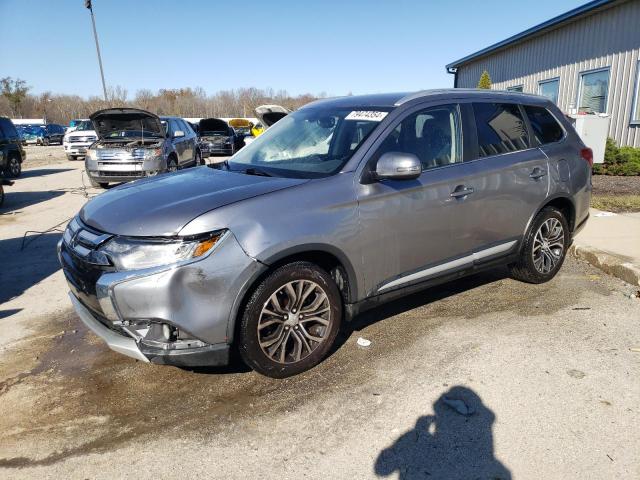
[60,227,265,366]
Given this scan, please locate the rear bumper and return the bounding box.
[69,292,231,366]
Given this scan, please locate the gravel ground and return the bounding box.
[592,175,640,196]
[22,145,70,169]
[1,161,639,479]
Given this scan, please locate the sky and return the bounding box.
[0,0,588,99]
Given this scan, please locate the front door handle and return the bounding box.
[529,167,547,180]
[450,186,475,198]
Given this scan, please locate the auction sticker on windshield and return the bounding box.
[345,111,388,122]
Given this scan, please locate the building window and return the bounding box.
[538,78,560,104]
[633,61,640,124]
[507,85,524,92]
[578,68,610,114]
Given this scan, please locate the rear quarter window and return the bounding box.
[472,103,530,157]
[523,105,564,144]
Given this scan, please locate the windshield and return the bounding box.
[228,107,389,178]
[74,120,93,131]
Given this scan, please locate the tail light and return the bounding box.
[580,148,593,167]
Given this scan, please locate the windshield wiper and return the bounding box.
[243,168,273,177]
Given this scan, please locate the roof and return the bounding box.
[302,93,410,109]
[446,0,617,69]
[302,89,551,109]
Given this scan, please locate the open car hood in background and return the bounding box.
[90,108,165,139]
[199,118,229,134]
[228,118,252,129]
[254,105,289,127]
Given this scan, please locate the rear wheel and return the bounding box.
[238,261,342,378]
[509,206,569,284]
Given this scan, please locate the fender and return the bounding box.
[259,242,361,302]
[520,193,576,254]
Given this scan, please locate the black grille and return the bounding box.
[61,219,114,318]
[97,171,144,178]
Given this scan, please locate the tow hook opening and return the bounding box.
[117,320,208,351]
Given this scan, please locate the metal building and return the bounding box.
[446,0,640,147]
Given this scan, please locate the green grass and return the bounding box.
[591,195,640,213]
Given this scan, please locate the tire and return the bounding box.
[0,185,4,207]
[238,261,343,378]
[67,155,76,161]
[195,150,204,166]
[167,155,178,173]
[6,155,21,178]
[509,206,569,284]
[43,137,50,146]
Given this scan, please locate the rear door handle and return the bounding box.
[529,168,547,180]
[450,186,475,198]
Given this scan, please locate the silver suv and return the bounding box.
[60,90,592,377]
[85,108,202,188]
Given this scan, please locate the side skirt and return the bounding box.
[344,251,520,321]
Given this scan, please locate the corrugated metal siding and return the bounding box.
[455,0,640,146]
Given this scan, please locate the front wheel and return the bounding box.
[166,156,178,173]
[509,206,569,284]
[238,261,342,378]
[43,137,50,146]
[7,156,21,178]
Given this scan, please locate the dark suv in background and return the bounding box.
[0,117,26,177]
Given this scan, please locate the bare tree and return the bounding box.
[0,77,30,117]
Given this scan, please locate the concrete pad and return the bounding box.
[572,209,640,286]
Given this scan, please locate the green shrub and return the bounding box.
[593,138,640,176]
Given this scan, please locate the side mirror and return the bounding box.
[173,130,185,138]
[375,152,422,180]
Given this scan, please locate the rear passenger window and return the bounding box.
[377,104,462,170]
[473,103,530,157]
[524,106,564,144]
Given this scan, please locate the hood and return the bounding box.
[199,118,229,135]
[254,105,289,127]
[90,108,165,140]
[67,129,97,137]
[80,168,307,237]
[228,118,252,129]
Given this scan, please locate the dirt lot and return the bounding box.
[592,175,640,212]
[22,145,71,169]
[1,159,639,479]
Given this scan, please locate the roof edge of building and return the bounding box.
[446,0,619,70]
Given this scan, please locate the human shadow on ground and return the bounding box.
[374,386,511,480]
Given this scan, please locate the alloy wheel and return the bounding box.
[257,280,332,364]
[8,157,20,177]
[532,218,564,274]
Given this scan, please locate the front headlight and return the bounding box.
[86,149,97,161]
[143,148,162,159]
[99,231,225,271]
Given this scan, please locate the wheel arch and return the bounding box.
[227,244,358,344]
[522,194,576,251]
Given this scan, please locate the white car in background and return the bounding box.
[63,119,97,160]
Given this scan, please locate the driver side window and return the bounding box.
[377,104,462,170]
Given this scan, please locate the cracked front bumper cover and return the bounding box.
[69,292,231,366]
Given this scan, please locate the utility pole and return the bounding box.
[85,0,108,102]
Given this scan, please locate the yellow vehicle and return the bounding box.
[228,118,253,137]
